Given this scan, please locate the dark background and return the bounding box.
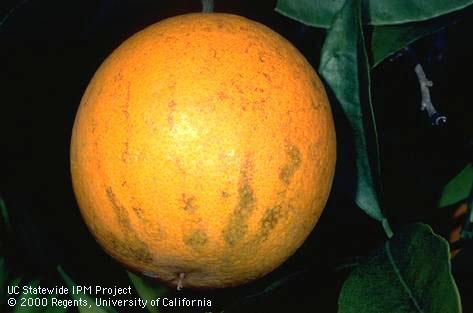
[1,0,472,312]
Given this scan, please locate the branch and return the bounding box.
[403,47,447,126]
[414,63,447,126]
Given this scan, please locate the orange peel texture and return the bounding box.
[70,13,336,289]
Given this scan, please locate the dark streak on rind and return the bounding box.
[279,144,302,185]
[223,213,248,246]
[259,205,283,242]
[107,231,153,263]
[132,206,145,220]
[106,186,131,229]
[184,229,208,249]
[104,187,154,264]
[223,158,256,245]
[121,141,129,163]
[182,194,197,212]
[238,181,255,210]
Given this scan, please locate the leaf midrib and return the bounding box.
[385,241,425,313]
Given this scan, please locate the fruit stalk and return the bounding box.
[201,0,214,13]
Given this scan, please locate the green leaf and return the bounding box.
[371,7,472,67]
[275,0,473,28]
[319,0,388,229]
[9,279,41,313]
[127,271,167,313]
[338,223,462,313]
[372,22,447,67]
[58,267,118,313]
[275,0,346,28]
[438,164,473,208]
[367,1,473,25]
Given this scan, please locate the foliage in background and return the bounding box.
[319,0,387,231]
[462,192,473,240]
[276,0,473,28]
[58,267,118,313]
[1,196,165,312]
[438,163,473,241]
[276,0,472,311]
[127,272,167,313]
[439,164,473,208]
[338,224,461,313]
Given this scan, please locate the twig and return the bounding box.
[414,63,447,126]
[403,47,447,126]
[201,0,214,13]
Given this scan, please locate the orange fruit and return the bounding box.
[70,13,336,288]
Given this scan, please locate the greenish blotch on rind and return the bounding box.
[106,186,131,229]
[104,186,153,264]
[279,144,302,186]
[258,205,283,242]
[184,229,209,249]
[223,158,256,245]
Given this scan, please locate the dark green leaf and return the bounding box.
[372,22,447,67]
[319,0,387,227]
[58,267,118,313]
[275,0,345,28]
[367,1,473,25]
[10,279,39,313]
[127,271,167,313]
[371,7,471,67]
[275,0,473,28]
[438,164,473,208]
[338,223,461,313]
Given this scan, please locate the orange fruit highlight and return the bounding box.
[70,13,336,288]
